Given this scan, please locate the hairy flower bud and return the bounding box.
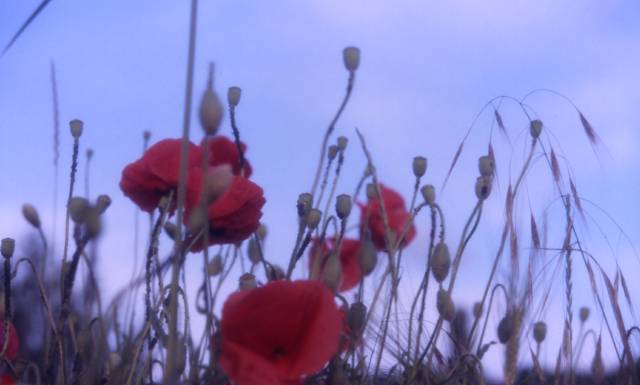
[335,194,352,220]
[22,203,41,228]
[478,155,494,177]
[1,238,15,259]
[69,119,84,138]
[337,136,348,151]
[342,46,360,72]
[199,65,224,135]
[430,242,451,283]
[475,176,493,200]
[227,86,242,107]
[421,185,436,205]
[437,289,455,322]
[530,119,543,139]
[579,306,590,323]
[207,255,223,276]
[497,314,513,344]
[239,273,257,291]
[412,156,427,178]
[306,209,322,230]
[533,321,547,343]
[322,253,342,292]
[69,197,90,223]
[347,302,367,335]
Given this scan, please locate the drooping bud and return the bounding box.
[227,86,242,107]
[533,321,547,343]
[69,119,84,138]
[328,145,338,160]
[357,238,378,275]
[342,46,360,72]
[164,222,178,240]
[207,255,223,276]
[347,302,367,335]
[472,302,483,319]
[247,238,261,265]
[297,193,313,218]
[68,197,90,223]
[1,238,15,259]
[22,204,41,228]
[478,155,494,177]
[96,194,112,214]
[306,209,322,230]
[337,136,348,151]
[579,306,590,323]
[203,165,233,203]
[199,64,224,135]
[497,314,513,344]
[321,253,342,292]
[437,289,455,322]
[239,273,257,291]
[430,242,451,283]
[335,194,352,220]
[412,156,427,178]
[421,185,436,205]
[475,176,493,200]
[529,119,543,139]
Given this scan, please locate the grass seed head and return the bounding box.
[1,238,15,259]
[430,242,451,283]
[69,119,83,138]
[21,203,41,228]
[529,119,543,139]
[342,46,360,72]
[421,184,436,205]
[533,321,547,343]
[412,156,427,178]
[227,86,242,107]
[335,194,352,220]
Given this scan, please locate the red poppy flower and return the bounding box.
[0,321,19,361]
[203,135,253,178]
[120,139,203,213]
[185,168,265,250]
[359,184,416,251]
[0,374,14,385]
[309,238,363,292]
[218,280,342,385]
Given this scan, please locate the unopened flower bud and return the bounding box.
[306,209,322,230]
[473,302,483,319]
[437,289,455,322]
[533,321,547,343]
[69,197,89,223]
[85,207,102,238]
[164,222,178,240]
[430,242,451,283]
[328,145,338,160]
[199,65,224,135]
[188,206,208,233]
[1,238,15,259]
[579,307,590,323]
[412,156,427,178]
[86,148,94,160]
[497,314,513,344]
[478,155,494,177]
[257,224,267,240]
[22,203,41,228]
[421,185,435,205]
[335,194,352,220]
[297,193,313,218]
[96,194,112,214]
[207,255,223,276]
[530,119,543,139]
[239,273,257,291]
[358,238,378,275]
[342,46,360,72]
[347,302,367,335]
[204,165,233,203]
[337,136,348,151]
[227,86,242,107]
[69,119,83,138]
[475,176,493,200]
[322,253,342,292]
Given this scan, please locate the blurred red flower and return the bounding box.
[309,237,362,292]
[185,169,265,250]
[120,139,203,213]
[203,135,253,177]
[218,280,341,385]
[0,374,15,385]
[359,184,415,251]
[0,321,19,361]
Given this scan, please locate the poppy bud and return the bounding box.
[579,306,590,322]
[267,265,285,281]
[204,165,233,203]
[247,238,261,265]
[478,155,494,177]
[412,156,427,178]
[357,238,377,276]
[335,194,352,220]
[529,119,543,139]
[337,136,348,151]
[497,314,513,344]
[227,86,242,107]
[143,130,151,142]
[437,289,455,322]
[366,183,376,200]
[328,145,338,160]
[69,197,89,223]
[239,273,257,291]
[96,194,112,214]
[533,321,547,343]
[257,224,267,240]
[306,209,322,230]
[475,176,493,200]
[430,242,451,283]
[347,302,367,335]
[342,46,360,72]
[164,222,178,240]
[322,253,342,292]
[69,119,83,138]
[188,206,208,233]
[207,255,223,276]
[421,185,436,205]
[473,302,483,319]
[297,193,313,218]
[85,207,102,238]
[1,238,15,259]
[199,65,224,135]
[22,203,41,228]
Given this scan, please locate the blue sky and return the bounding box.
[1,0,639,378]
